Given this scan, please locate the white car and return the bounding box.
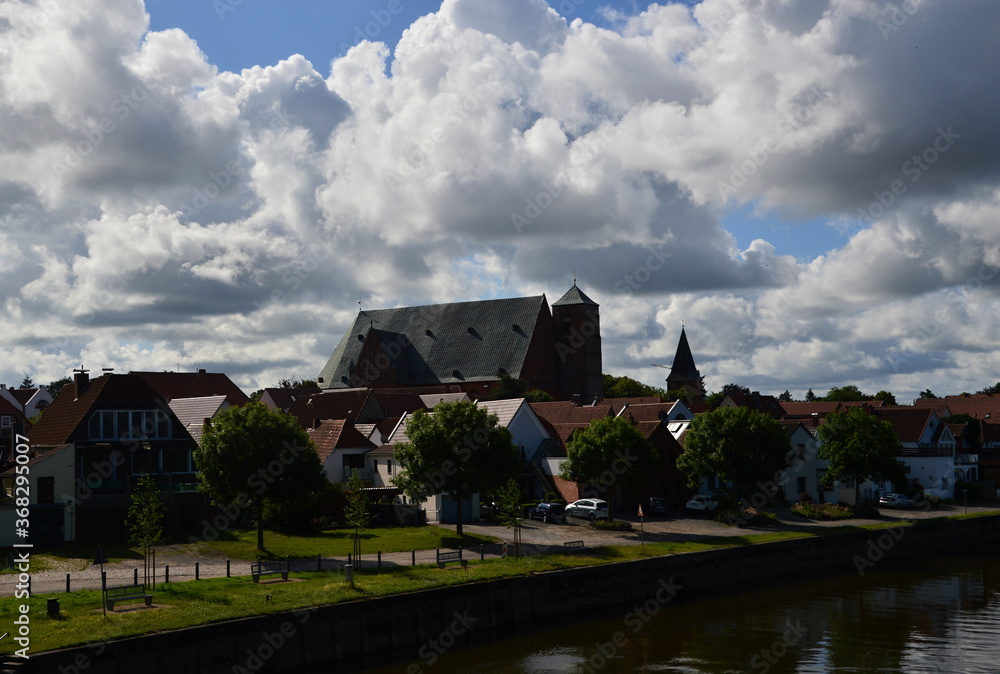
[565,499,609,521]
[685,495,719,513]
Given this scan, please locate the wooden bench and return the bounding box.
[436,549,467,569]
[104,583,153,611]
[251,558,290,583]
[564,540,585,551]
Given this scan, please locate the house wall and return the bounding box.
[902,456,956,498]
[505,407,549,462]
[323,448,372,483]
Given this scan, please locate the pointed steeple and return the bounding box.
[666,327,703,398]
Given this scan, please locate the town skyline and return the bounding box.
[1,1,998,404]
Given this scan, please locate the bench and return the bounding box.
[104,583,153,611]
[251,558,290,583]
[436,549,467,569]
[564,540,585,551]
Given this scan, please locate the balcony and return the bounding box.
[955,454,979,466]
[902,445,953,458]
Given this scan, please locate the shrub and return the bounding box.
[716,507,777,527]
[590,520,633,531]
[791,502,855,521]
[955,482,983,503]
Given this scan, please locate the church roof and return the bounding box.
[552,284,598,307]
[666,328,700,385]
[318,296,549,389]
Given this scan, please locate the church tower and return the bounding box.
[666,327,705,400]
[552,284,603,402]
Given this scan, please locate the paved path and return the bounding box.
[4,504,997,597]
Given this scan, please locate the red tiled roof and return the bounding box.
[872,407,935,444]
[370,392,427,418]
[287,389,374,429]
[0,396,25,419]
[307,420,375,463]
[605,397,662,414]
[9,389,36,407]
[529,402,613,425]
[617,403,675,423]
[779,401,842,417]
[28,374,163,445]
[913,394,1000,421]
[262,387,322,410]
[131,371,250,405]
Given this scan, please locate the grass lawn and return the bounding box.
[197,527,500,560]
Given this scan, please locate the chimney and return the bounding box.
[313,418,321,429]
[74,370,90,398]
[198,368,207,374]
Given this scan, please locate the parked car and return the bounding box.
[879,493,914,509]
[685,495,719,513]
[565,498,609,521]
[648,497,669,516]
[527,503,566,524]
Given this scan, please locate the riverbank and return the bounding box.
[19,512,1000,673]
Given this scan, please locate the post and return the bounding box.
[134,568,138,585]
[165,565,169,584]
[101,571,106,617]
[66,573,70,594]
[196,561,200,580]
[227,559,231,578]
[412,549,416,566]
[345,563,354,588]
[480,544,484,561]
[377,551,381,568]
[348,552,352,566]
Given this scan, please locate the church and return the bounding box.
[317,284,604,402]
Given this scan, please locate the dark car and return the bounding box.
[527,503,566,524]
[648,497,669,516]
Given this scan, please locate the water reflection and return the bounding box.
[354,552,1000,673]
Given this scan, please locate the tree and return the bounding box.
[677,407,791,507]
[825,385,870,402]
[817,406,905,506]
[19,376,33,389]
[705,383,751,410]
[195,402,328,551]
[524,389,554,403]
[805,388,817,402]
[977,382,1000,395]
[919,389,938,399]
[343,469,370,564]
[560,416,660,521]
[393,401,520,536]
[494,478,524,558]
[872,390,897,406]
[277,377,318,389]
[778,390,793,402]
[127,474,164,587]
[45,377,72,397]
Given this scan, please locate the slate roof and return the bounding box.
[552,284,598,306]
[418,392,471,408]
[476,398,526,428]
[131,371,250,405]
[168,395,228,444]
[307,421,375,463]
[318,295,548,388]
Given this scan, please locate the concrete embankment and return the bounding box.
[26,514,1000,673]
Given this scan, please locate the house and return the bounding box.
[306,420,376,483]
[719,391,785,418]
[874,407,956,499]
[0,395,30,469]
[167,395,231,445]
[4,371,208,543]
[317,284,603,402]
[1,385,54,420]
[778,421,826,504]
[259,386,322,413]
[131,369,251,406]
[476,397,556,499]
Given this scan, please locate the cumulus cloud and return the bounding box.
[0,0,998,403]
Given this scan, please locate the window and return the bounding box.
[0,416,9,428]
[796,477,806,493]
[88,410,171,440]
[38,477,54,505]
[161,448,192,474]
[387,459,393,475]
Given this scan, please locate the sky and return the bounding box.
[1,0,999,402]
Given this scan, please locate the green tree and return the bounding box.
[494,478,524,558]
[872,390,897,406]
[919,389,938,399]
[603,374,660,399]
[19,376,33,389]
[778,390,793,402]
[677,407,791,506]
[45,377,72,397]
[525,389,554,403]
[825,385,870,402]
[393,401,520,536]
[195,402,328,551]
[976,382,1000,395]
[343,469,370,564]
[705,383,751,410]
[805,388,817,402]
[817,406,905,505]
[560,416,660,521]
[127,474,164,587]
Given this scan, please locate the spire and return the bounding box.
[552,283,598,307]
[666,327,700,386]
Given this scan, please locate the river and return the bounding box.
[354,550,1000,673]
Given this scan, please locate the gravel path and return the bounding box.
[5,504,996,597]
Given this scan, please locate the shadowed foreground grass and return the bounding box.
[4,522,924,655]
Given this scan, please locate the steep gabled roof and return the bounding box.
[168,395,228,444]
[28,374,162,445]
[0,396,24,419]
[552,284,598,307]
[318,295,549,388]
[666,327,700,386]
[9,389,36,407]
[872,407,936,444]
[131,371,250,405]
[476,398,526,428]
[307,420,376,463]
